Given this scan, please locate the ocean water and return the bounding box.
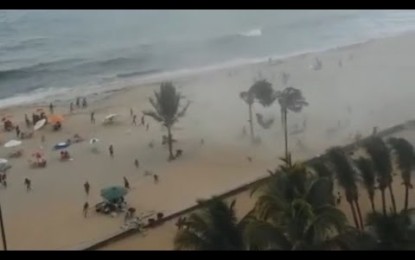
[1,10,415,107]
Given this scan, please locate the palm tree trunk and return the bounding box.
[381,189,386,216]
[388,184,397,214]
[354,200,364,230]
[283,108,289,160]
[248,104,254,142]
[167,126,174,161]
[348,200,360,230]
[404,185,409,211]
[369,196,376,213]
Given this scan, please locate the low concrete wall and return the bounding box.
[78,119,415,250]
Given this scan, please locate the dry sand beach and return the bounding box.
[1,32,415,250]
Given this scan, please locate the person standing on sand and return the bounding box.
[84,181,90,196]
[49,103,54,114]
[132,114,137,126]
[123,177,130,190]
[70,102,74,113]
[83,202,89,218]
[82,98,87,108]
[109,145,114,158]
[141,115,145,126]
[153,174,159,184]
[24,178,31,192]
[90,112,95,124]
[15,125,20,138]
[134,159,139,169]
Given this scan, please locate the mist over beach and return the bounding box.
[1,10,415,250]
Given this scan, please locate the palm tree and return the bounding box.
[143,82,190,161]
[249,79,276,108]
[239,91,255,142]
[365,209,415,250]
[388,137,415,211]
[326,147,363,230]
[174,197,245,250]
[240,79,276,143]
[354,157,377,213]
[247,157,349,250]
[363,137,396,215]
[275,87,308,160]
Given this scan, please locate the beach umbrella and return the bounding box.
[53,142,70,151]
[34,119,47,131]
[105,114,118,120]
[1,115,12,122]
[0,158,10,172]
[89,138,100,145]
[4,140,22,148]
[48,114,64,124]
[104,113,119,121]
[100,186,128,202]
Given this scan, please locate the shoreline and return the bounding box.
[1,30,415,112]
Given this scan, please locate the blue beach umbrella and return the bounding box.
[100,186,128,202]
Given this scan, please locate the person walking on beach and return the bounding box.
[90,112,95,124]
[141,115,145,126]
[70,102,74,113]
[15,125,20,138]
[336,192,342,205]
[153,174,159,184]
[84,181,90,196]
[132,114,137,126]
[109,145,114,158]
[24,178,31,192]
[83,202,89,218]
[82,98,87,108]
[123,177,130,190]
[134,159,139,169]
[76,97,80,108]
[49,103,54,114]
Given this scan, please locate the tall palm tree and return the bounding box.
[388,137,415,211]
[363,137,396,215]
[240,79,276,143]
[275,87,308,160]
[174,197,245,250]
[247,157,349,250]
[239,91,255,142]
[143,82,190,161]
[326,147,363,230]
[354,157,377,213]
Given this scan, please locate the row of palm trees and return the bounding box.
[239,79,308,159]
[173,135,415,250]
[143,80,308,162]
